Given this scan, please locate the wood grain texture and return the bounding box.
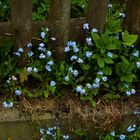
[49,0,71,60]
[11,0,32,66]
[87,0,109,32]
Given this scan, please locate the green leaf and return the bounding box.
[102,66,112,75]
[104,57,114,64]
[107,44,117,50]
[103,93,121,101]
[121,74,136,82]
[31,72,43,81]
[92,54,98,59]
[120,56,129,64]
[91,32,101,48]
[44,90,49,98]
[122,30,138,46]
[97,56,105,68]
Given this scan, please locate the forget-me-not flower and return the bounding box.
[64,46,70,52]
[64,76,69,81]
[28,51,34,57]
[77,58,84,64]
[76,85,83,93]
[83,23,89,30]
[110,131,115,136]
[47,51,52,57]
[27,67,32,73]
[40,32,46,39]
[70,55,77,61]
[85,51,92,58]
[73,70,79,77]
[18,48,24,53]
[119,134,126,140]
[86,37,93,46]
[45,65,51,72]
[47,61,54,65]
[27,43,32,48]
[50,81,56,87]
[15,89,22,96]
[132,50,139,57]
[39,53,46,59]
[102,76,108,82]
[136,62,140,68]
[107,52,113,58]
[91,28,98,33]
[33,67,38,72]
[119,13,126,18]
[87,83,92,89]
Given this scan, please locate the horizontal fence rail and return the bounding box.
[0,0,139,64]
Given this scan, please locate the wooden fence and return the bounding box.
[0,0,139,62]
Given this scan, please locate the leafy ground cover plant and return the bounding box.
[1,2,139,107]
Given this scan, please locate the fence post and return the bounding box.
[11,0,32,67]
[49,0,71,61]
[124,0,140,37]
[86,0,109,32]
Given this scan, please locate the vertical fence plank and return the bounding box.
[124,0,140,36]
[87,0,109,32]
[49,0,71,61]
[11,0,32,66]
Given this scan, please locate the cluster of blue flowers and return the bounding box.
[13,47,24,57]
[3,101,13,108]
[110,124,140,140]
[40,127,69,140]
[27,67,38,73]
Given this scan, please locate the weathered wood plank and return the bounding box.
[49,0,71,60]
[0,18,85,42]
[124,0,140,36]
[11,0,32,66]
[86,0,109,32]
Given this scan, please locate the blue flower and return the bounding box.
[38,47,46,52]
[126,91,131,96]
[47,61,54,65]
[28,51,34,57]
[131,89,136,94]
[86,37,93,46]
[85,51,92,58]
[68,67,73,73]
[3,101,13,108]
[39,43,45,47]
[73,46,79,53]
[27,67,32,73]
[39,53,46,59]
[83,23,89,30]
[111,131,115,136]
[40,32,46,39]
[102,76,108,82]
[97,71,103,75]
[119,134,126,140]
[114,35,119,40]
[95,78,100,83]
[119,13,126,18]
[136,62,140,68]
[40,128,44,134]
[70,55,77,61]
[45,65,51,72]
[67,41,76,47]
[33,67,38,72]
[91,28,98,33]
[127,125,136,132]
[107,52,113,58]
[27,43,32,48]
[64,76,69,81]
[50,81,56,87]
[77,58,84,64]
[9,102,13,108]
[80,89,86,94]
[64,46,70,52]
[132,50,139,57]
[93,83,100,88]
[13,52,21,57]
[3,101,9,108]
[63,135,69,140]
[18,48,24,53]
[87,83,92,89]
[76,85,83,92]
[47,51,52,57]
[73,70,79,77]
[15,89,22,96]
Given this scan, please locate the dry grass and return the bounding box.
[19,95,139,131]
